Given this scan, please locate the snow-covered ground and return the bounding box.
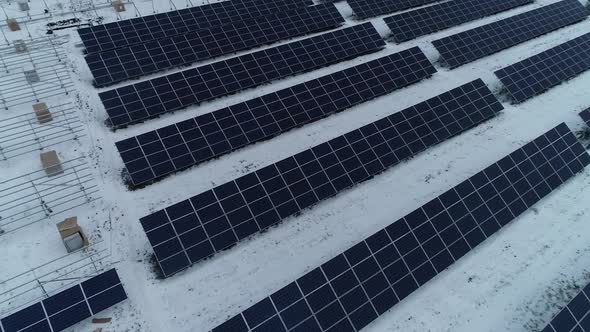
[1,0,590,331]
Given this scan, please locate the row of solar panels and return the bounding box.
[112,12,590,189]
[85,0,582,87]
[0,269,126,332]
[80,0,531,86]
[79,0,521,56]
[208,123,590,332]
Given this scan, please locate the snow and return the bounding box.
[1,0,590,331]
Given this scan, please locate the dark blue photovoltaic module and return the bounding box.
[211,123,590,332]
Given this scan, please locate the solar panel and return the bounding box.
[432,0,588,69]
[542,280,590,332]
[116,48,437,188]
[211,123,590,332]
[580,108,590,127]
[100,23,385,129]
[78,0,312,53]
[139,79,504,277]
[348,0,441,19]
[0,269,126,332]
[384,0,533,43]
[86,4,345,87]
[495,32,590,103]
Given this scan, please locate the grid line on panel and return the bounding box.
[543,280,590,332]
[86,4,345,87]
[78,0,312,53]
[210,123,590,332]
[432,0,588,69]
[495,32,590,103]
[384,0,533,43]
[100,22,386,129]
[115,48,437,188]
[139,79,505,278]
[0,269,126,332]
[580,108,590,128]
[348,0,442,19]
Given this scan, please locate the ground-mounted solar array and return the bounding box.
[100,22,385,128]
[542,279,590,332]
[348,0,441,19]
[78,0,312,53]
[432,0,588,68]
[384,0,533,43]
[115,47,437,187]
[139,79,504,277]
[0,269,126,332]
[86,3,345,87]
[495,32,590,103]
[210,123,590,332]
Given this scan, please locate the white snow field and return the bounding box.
[1,0,590,331]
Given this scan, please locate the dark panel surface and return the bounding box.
[211,123,590,331]
[78,0,312,53]
[0,303,47,332]
[495,32,590,103]
[0,269,126,332]
[47,303,91,332]
[140,79,504,277]
[86,4,344,87]
[348,0,441,19]
[81,268,123,298]
[432,0,588,68]
[100,23,385,128]
[384,0,533,42]
[42,285,85,316]
[542,280,590,332]
[116,48,436,187]
[87,284,128,314]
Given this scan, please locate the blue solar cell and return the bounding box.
[86,4,344,87]
[0,303,47,332]
[101,22,385,128]
[210,123,590,331]
[81,268,121,297]
[87,284,128,314]
[78,0,312,53]
[48,302,91,332]
[433,0,588,68]
[139,79,504,277]
[495,32,590,103]
[384,0,533,42]
[42,285,85,316]
[116,48,436,187]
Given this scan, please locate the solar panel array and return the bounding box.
[116,48,437,187]
[580,108,590,127]
[432,0,588,69]
[348,0,441,19]
[542,280,590,332]
[100,23,385,129]
[211,123,590,332]
[78,0,312,53]
[0,269,126,332]
[384,0,533,43]
[86,4,345,87]
[495,32,590,103]
[139,79,504,277]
